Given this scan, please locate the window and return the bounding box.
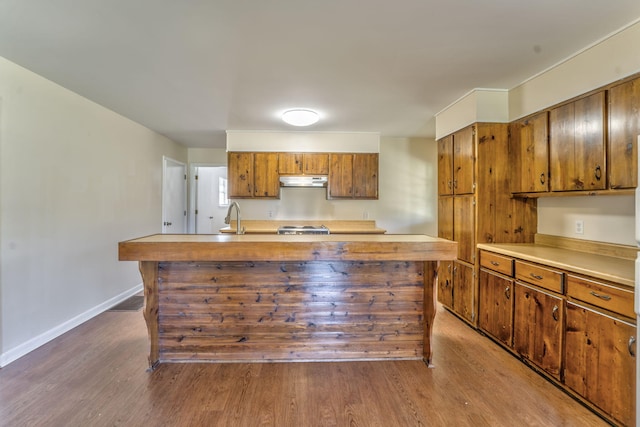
[218,177,229,206]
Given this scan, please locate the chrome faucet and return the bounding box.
[224,201,245,235]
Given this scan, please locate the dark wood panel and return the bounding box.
[156,260,425,362]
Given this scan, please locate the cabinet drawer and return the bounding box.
[515,261,564,294]
[566,274,634,319]
[480,251,514,276]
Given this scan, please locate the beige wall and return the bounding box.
[0,56,186,366]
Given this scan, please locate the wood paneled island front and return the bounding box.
[118,234,457,368]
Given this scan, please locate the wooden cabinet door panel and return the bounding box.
[304,153,329,175]
[574,91,606,190]
[253,152,280,198]
[328,153,353,198]
[565,302,636,427]
[228,152,253,198]
[609,77,640,189]
[353,153,378,198]
[453,195,475,264]
[509,112,549,193]
[438,135,454,196]
[278,153,303,175]
[550,92,606,191]
[437,261,453,308]
[478,269,514,347]
[453,261,475,324]
[513,282,563,379]
[453,126,475,194]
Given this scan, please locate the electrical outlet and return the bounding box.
[575,220,584,235]
[363,211,369,219]
[267,210,273,218]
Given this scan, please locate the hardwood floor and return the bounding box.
[0,305,609,426]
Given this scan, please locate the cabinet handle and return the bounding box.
[589,290,612,301]
[530,273,543,280]
[448,180,452,190]
[552,305,559,321]
[594,165,602,181]
[453,180,458,189]
[539,173,545,185]
[504,286,511,300]
[490,261,500,266]
[629,336,636,357]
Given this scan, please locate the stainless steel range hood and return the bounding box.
[279,175,328,188]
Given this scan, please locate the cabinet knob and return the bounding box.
[629,336,636,357]
[504,286,511,300]
[539,173,545,185]
[552,305,559,321]
[594,165,602,181]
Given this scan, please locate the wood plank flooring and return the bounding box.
[0,304,609,426]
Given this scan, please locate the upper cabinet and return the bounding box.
[228,151,377,200]
[328,153,378,199]
[609,76,640,189]
[549,91,606,192]
[509,111,549,193]
[278,153,329,175]
[438,128,475,196]
[228,152,280,199]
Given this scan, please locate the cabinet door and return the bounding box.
[437,261,453,309]
[438,135,454,196]
[328,153,354,198]
[304,153,329,175]
[353,153,378,199]
[478,269,514,347]
[513,282,563,380]
[565,302,636,427]
[549,92,606,191]
[453,194,475,264]
[253,152,280,198]
[438,196,453,240]
[453,126,475,194]
[609,77,640,189]
[278,153,303,175]
[227,152,253,198]
[452,261,475,324]
[509,112,549,193]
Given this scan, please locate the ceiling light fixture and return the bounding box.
[282,109,319,126]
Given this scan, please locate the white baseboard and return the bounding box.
[0,284,143,368]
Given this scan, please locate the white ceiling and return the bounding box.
[1,1,640,148]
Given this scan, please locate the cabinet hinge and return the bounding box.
[195,209,198,215]
[195,175,198,180]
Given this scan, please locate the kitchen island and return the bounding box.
[118,234,457,368]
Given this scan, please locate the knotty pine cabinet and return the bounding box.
[437,123,537,326]
[478,248,636,426]
[228,152,280,198]
[278,153,329,175]
[609,75,640,189]
[328,153,378,199]
[509,111,549,193]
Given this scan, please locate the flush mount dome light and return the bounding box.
[282,109,319,126]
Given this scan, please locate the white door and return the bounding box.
[162,156,187,233]
[195,166,228,234]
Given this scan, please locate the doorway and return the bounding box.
[162,156,187,233]
[189,165,228,234]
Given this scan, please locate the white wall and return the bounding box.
[0,56,187,366]
[227,137,437,234]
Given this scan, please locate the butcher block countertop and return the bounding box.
[478,234,638,288]
[119,233,456,262]
[219,220,386,234]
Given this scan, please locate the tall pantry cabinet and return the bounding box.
[437,123,537,325]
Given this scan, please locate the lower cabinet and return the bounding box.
[478,268,513,347]
[478,249,636,426]
[438,261,475,325]
[565,301,636,427]
[513,282,563,380]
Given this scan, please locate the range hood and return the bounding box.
[279,175,328,188]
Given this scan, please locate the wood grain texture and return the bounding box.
[156,260,425,363]
[0,305,610,426]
